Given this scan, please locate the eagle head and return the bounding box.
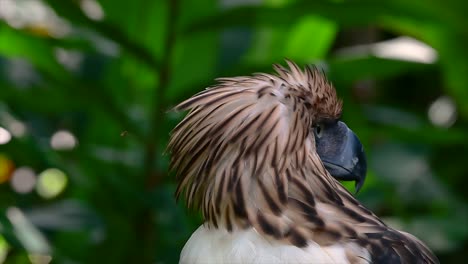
[168,61,366,244]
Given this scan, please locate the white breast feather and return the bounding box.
[180,225,371,264]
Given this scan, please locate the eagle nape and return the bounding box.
[314,120,367,194]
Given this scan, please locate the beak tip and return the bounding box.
[354,179,364,195]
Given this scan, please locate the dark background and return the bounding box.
[0,0,467,263]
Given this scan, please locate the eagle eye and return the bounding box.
[314,124,324,138]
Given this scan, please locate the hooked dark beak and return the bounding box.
[315,121,367,193]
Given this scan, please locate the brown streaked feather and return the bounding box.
[168,61,438,264]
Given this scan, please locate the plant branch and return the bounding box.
[143,0,178,188]
[136,0,179,263]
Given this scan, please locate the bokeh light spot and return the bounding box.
[80,0,104,21]
[11,167,36,194]
[372,37,437,64]
[28,254,52,264]
[6,207,50,254]
[9,121,26,137]
[54,48,84,71]
[0,154,14,184]
[36,168,68,199]
[50,130,77,151]
[1,112,26,137]
[0,0,70,37]
[428,96,457,128]
[0,235,9,263]
[0,127,12,145]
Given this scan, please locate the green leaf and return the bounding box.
[284,16,337,61]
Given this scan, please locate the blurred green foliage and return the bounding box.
[0,0,467,263]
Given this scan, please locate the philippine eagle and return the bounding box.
[168,61,439,264]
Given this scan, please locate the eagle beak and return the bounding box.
[315,121,367,194]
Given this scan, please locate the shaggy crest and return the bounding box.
[169,61,438,263]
